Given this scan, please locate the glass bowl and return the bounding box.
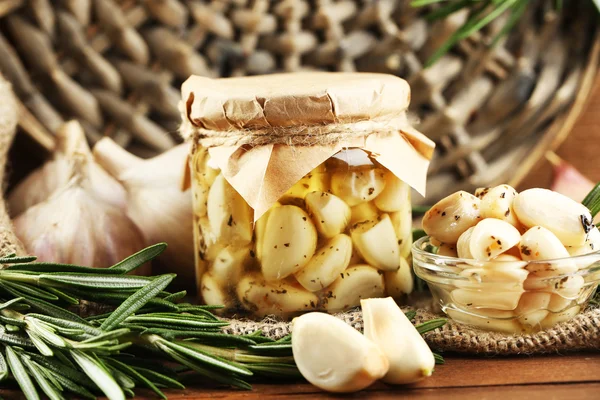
[412,236,600,333]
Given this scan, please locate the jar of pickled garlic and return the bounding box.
[180,73,434,318]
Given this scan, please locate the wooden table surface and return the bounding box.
[2,353,598,399]
[123,353,600,399]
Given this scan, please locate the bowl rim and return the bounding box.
[411,235,600,265]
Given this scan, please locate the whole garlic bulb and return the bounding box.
[13,155,148,273]
[93,138,194,287]
[8,121,126,216]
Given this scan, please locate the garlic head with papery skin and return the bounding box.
[8,121,126,216]
[93,138,194,287]
[13,156,148,273]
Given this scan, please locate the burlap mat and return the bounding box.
[223,306,600,355]
[0,75,598,355]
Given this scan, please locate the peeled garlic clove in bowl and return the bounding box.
[513,188,593,247]
[8,121,127,216]
[422,191,482,244]
[93,138,195,286]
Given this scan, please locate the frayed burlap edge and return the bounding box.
[223,305,600,355]
[1,74,599,355]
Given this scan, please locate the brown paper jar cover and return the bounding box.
[180,72,434,318]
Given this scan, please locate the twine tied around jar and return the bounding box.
[181,101,418,148]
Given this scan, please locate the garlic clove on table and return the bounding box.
[292,312,389,393]
[361,297,435,385]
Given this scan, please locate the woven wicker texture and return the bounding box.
[1,73,599,354]
[0,0,598,202]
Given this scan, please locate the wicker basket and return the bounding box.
[0,0,598,203]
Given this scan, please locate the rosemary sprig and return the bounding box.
[0,244,298,399]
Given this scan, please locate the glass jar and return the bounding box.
[181,72,434,318]
[192,148,415,317]
[412,236,600,333]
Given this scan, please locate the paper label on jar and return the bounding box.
[208,129,432,221]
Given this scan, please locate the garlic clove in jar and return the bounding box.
[324,265,385,312]
[200,272,234,310]
[295,234,353,292]
[468,218,521,261]
[190,149,221,218]
[456,227,475,259]
[210,245,252,286]
[259,205,317,281]
[207,173,253,247]
[390,203,412,259]
[513,188,593,247]
[305,192,351,239]
[567,226,600,257]
[373,172,410,212]
[9,121,127,216]
[361,297,435,384]
[331,168,386,207]
[94,138,196,287]
[254,203,280,263]
[476,185,521,228]
[237,274,318,318]
[519,226,576,277]
[279,165,328,206]
[351,214,400,271]
[291,312,389,393]
[422,191,482,244]
[350,201,380,225]
[384,257,414,298]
